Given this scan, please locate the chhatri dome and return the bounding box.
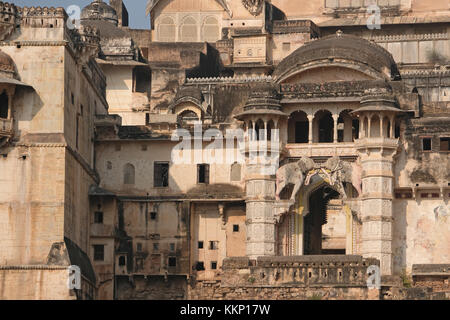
[81,0,118,26]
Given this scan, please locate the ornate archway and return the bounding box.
[275,157,361,256]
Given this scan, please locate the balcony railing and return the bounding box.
[286,142,357,158]
[0,118,13,136]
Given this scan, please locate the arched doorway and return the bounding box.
[303,185,341,255]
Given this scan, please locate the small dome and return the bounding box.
[0,49,16,78]
[81,0,118,26]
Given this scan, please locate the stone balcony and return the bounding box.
[0,118,13,137]
[285,142,357,159]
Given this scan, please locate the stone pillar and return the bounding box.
[333,114,339,143]
[245,157,276,259]
[307,115,313,144]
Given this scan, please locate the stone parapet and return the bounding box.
[221,255,379,287]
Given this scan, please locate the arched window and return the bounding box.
[314,110,334,143]
[124,163,135,185]
[179,110,199,122]
[0,92,8,119]
[158,16,176,42]
[202,17,220,42]
[230,162,242,182]
[337,110,356,142]
[180,16,198,42]
[254,119,265,141]
[288,111,309,143]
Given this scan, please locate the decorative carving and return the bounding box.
[242,0,264,16]
[275,157,314,201]
[323,157,362,199]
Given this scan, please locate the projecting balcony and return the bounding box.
[0,118,13,137]
[285,142,358,158]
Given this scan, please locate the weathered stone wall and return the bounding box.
[0,267,75,300]
[188,255,380,300]
[116,275,187,300]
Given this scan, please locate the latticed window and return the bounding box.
[180,16,198,42]
[158,16,176,42]
[202,17,220,43]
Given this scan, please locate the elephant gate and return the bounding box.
[274,157,362,257]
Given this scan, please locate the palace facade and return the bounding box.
[0,0,449,299]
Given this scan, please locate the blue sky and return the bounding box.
[11,0,150,29]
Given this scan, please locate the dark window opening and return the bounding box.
[94,211,103,224]
[422,138,432,151]
[197,164,210,184]
[395,125,400,138]
[195,261,205,271]
[198,241,204,249]
[133,66,151,96]
[150,212,157,220]
[295,121,309,143]
[209,241,218,250]
[153,243,159,251]
[137,243,143,252]
[233,225,239,232]
[211,262,217,270]
[0,92,8,119]
[288,111,309,143]
[170,243,175,252]
[118,256,126,266]
[318,112,334,143]
[352,119,360,141]
[154,162,169,187]
[440,137,450,151]
[93,245,104,261]
[71,93,74,105]
[168,257,177,267]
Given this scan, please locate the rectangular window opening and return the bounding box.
[168,257,177,267]
[197,164,210,184]
[209,241,218,250]
[422,138,432,151]
[154,162,169,187]
[93,245,105,261]
[440,137,450,151]
[94,211,104,224]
